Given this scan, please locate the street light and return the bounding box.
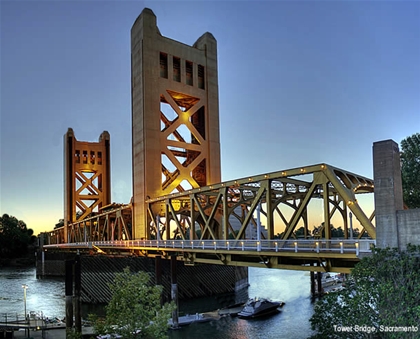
[22,284,28,320]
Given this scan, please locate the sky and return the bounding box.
[1,0,419,236]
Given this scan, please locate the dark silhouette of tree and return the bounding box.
[55,218,64,228]
[0,214,36,259]
[401,133,420,208]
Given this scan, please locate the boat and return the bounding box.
[237,298,283,318]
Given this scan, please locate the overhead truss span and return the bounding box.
[145,163,375,243]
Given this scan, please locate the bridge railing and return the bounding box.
[45,239,375,255]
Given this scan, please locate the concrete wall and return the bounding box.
[397,209,420,250]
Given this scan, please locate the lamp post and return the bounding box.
[22,284,28,320]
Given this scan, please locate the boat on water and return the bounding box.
[237,298,284,318]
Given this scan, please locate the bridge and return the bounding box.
[40,9,382,275]
[44,163,376,274]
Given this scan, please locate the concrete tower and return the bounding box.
[373,139,420,250]
[373,139,404,248]
[64,128,111,242]
[131,8,221,239]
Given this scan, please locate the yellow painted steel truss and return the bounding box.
[45,164,375,272]
[146,163,375,243]
[48,204,132,244]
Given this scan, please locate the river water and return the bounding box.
[0,266,315,338]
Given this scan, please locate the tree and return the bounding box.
[55,218,64,229]
[309,245,420,339]
[401,133,420,208]
[0,214,36,259]
[92,267,175,339]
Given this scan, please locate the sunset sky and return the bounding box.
[1,1,419,235]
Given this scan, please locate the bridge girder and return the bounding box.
[46,163,375,248]
[146,163,376,243]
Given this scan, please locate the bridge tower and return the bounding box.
[64,128,111,242]
[131,8,221,239]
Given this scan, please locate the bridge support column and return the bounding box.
[65,256,82,334]
[170,256,179,328]
[316,266,322,295]
[310,264,315,297]
[65,260,74,330]
[74,254,82,334]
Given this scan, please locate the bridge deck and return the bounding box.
[44,239,375,273]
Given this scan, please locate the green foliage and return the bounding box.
[0,214,36,259]
[309,245,420,339]
[401,133,420,208]
[66,328,83,339]
[92,267,175,339]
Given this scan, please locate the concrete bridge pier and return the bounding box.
[170,256,179,329]
[310,270,315,296]
[373,140,420,249]
[64,255,82,335]
[65,260,73,330]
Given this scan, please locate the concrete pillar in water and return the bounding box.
[316,272,322,295]
[74,254,82,334]
[316,269,322,295]
[170,256,179,328]
[41,251,45,277]
[310,263,315,296]
[65,260,74,330]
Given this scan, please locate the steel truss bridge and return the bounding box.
[44,164,376,273]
